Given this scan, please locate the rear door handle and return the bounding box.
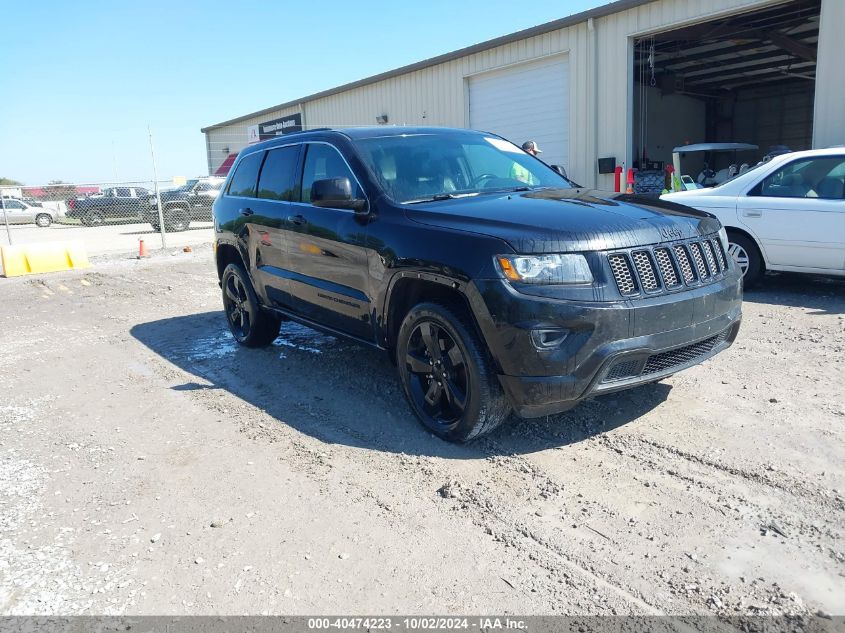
[742,209,762,218]
[287,214,307,226]
[239,207,254,217]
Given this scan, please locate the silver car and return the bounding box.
[0,198,59,227]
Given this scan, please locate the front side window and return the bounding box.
[115,187,131,197]
[228,152,263,198]
[258,145,300,201]
[354,133,570,203]
[752,156,845,200]
[300,144,361,204]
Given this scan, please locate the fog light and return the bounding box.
[530,328,569,349]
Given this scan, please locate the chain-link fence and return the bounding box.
[0,176,222,256]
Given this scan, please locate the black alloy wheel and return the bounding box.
[406,320,469,430]
[221,263,281,347]
[396,302,511,442]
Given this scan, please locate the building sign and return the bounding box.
[247,125,260,145]
[258,113,303,140]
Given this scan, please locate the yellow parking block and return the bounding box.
[1,240,91,277]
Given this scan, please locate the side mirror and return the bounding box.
[311,177,367,213]
[551,164,568,178]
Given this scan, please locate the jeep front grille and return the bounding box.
[689,242,710,279]
[673,245,696,284]
[654,248,680,288]
[608,254,638,296]
[608,234,728,297]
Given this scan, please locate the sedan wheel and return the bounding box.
[35,214,52,228]
[727,242,750,277]
[726,232,763,286]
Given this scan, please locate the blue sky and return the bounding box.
[1,0,605,185]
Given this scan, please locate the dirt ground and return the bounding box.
[0,246,842,616]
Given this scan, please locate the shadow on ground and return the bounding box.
[745,272,845,315]
[131,312,671,459]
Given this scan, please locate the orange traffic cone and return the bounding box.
[138,239,148,258]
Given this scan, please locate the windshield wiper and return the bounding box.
[404,192,478,204]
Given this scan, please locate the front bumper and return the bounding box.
[470,272,743,418]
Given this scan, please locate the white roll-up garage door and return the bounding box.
[469,55,569,170]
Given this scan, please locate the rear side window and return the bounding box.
[257,145,301,201]
[228,152,263,198]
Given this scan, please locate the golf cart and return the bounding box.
[671,142,759,191]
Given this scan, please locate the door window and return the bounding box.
[115,187,131,197]
[227,151,264,198]
[300,144,361,204]
[752,156,845,200]
[257,145,300,201]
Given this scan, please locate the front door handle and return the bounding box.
[287,214,307,226]
[742,209,762,218]
[239,207,254,217]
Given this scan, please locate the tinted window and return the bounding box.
[257,145,300,201]
[752,156,845,200]
[300,144,361,204]
[354,133,569,203]
[115,187,131,197]
[3,199,23,209]
[228,152,263,198]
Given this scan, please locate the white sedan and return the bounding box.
[661,148,845,284]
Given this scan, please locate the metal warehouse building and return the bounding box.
[201,0,843,189]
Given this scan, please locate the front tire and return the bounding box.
[396,302,511,442]
[35,214,52,228]
[221,263,280,347]
[727,231,763,286]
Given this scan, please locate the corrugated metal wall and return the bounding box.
[813,0,845,148]
[206,0,794,186]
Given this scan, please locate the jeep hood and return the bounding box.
[403,189,721,253]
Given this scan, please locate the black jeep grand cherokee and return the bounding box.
[213,127,742,442]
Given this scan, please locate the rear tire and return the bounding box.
[83,210,105,227]
[396,302,511,442]
[727,231,763,287]
[164,207,190,232]
[221,263,280,348]
[35,214,52,228]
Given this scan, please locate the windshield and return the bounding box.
[354,133,572,203]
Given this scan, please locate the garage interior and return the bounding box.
[632,0,820,190]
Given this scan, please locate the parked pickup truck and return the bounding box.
[67,186,150,226]
[212,126,743,442]
[140,177,224,232]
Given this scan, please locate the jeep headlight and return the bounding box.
[496,254,593,284]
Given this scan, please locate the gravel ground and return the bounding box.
[0,246,842,616]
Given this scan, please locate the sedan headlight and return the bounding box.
[496,254,593,284]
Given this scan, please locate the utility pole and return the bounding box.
[1,191,11,246]
[147,126,167,249]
